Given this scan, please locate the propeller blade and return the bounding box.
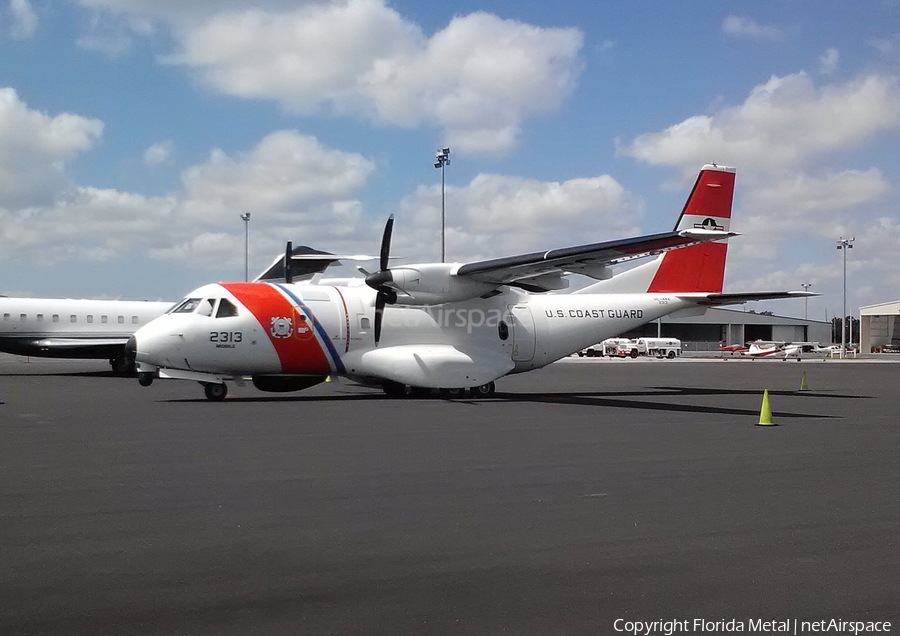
[380,214,394,272]
[374,293,385,345]
[284,241,293,284]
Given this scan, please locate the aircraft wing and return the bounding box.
[255,245,378,282]
[681,291,819,306]
[33,337,130,349]
[454,229,736,292]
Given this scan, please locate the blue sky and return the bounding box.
[2,1,900,322]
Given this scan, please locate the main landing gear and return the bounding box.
[382,381,496,399]
[202,382,228,401]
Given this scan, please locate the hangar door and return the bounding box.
[772,325,806,342]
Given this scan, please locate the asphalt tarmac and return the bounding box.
[1,354,898,635]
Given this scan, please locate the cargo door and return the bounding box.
[508,305,535,362]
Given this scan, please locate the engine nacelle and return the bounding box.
[388,264,497,305]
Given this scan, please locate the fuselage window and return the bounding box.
[37,314,44,322]
[118,316,125,324]
[70,315,77,323]
[170,298,202,314]
[132,316,139,324]
[360,316,371,330]
[87,315,94,324]
[52,315,59,323]
[101,315,108,324]
[216,298,239,318]
[2,313,9,321]
[20,313,26,321]
[498,320,509,341]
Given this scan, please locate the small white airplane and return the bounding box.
[742,341,803,361]
[127,164,814,400]
[0,246,375,374]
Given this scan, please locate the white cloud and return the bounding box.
[820,48,840,75]
[394,173,641,263]
[143,140,174,165]
[76,12,137,56]
[620,72,900,174]
[8,0,37,39]
[0,122,377,270]
[0,88,104,208]
[722,16,782,41]
[79,0,583,156]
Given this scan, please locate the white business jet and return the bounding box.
[127,165,813,400]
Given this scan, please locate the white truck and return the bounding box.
[615,337,682,359]
[578,338,633,357]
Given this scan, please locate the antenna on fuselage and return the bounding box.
[284,241,293,284]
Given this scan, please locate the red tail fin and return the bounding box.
[646,164,735,293]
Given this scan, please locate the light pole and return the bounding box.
[836,237,855,357]
[801,283,812,320]
[434,147,450,263]
[241,212,251,281]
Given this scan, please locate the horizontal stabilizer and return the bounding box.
[680,291,819,306]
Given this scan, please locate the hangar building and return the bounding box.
[620,307,832,351]
[860,301,900,353]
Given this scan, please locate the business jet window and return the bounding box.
[87,315,94,323]
[118,316,125,324]
[52,315,59,323]
[101,315,108,324]
[170,298,203,314]
[70,315,77,323]
[132,316,139,324]
[215,299,239,318]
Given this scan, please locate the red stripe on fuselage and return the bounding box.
[221,282,331,374]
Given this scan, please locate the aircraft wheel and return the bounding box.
[440,387,465,399]
[203,382,227,401]
[138,372,154,387]
[469,381,495,398]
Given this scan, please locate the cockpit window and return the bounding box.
[216,298,239,318]
[169,298,203,314]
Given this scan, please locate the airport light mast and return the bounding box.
[434,147,450,263]
[836,237,854,357]
[801,283,812,320]
[241,212,251,281]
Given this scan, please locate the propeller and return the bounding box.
[365,215,397,345]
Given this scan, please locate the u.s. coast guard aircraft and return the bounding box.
[127,165,812,400]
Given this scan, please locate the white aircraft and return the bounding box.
[0,246,375,374]
[742,341,803,361]
[127,164,814,400]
